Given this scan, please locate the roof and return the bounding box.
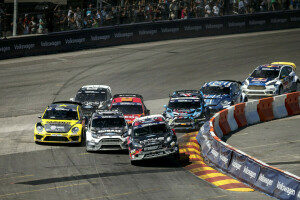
[170,97,201,102]
[204,81,234,87]
[112,96,143,104]
[171,90,201,98]
[49,102,78,110]
[80,85,111,92]
[92,109,124,118]
[132,115,166,127]
[113,94,143,100]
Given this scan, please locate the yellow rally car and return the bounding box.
[34,101,86,144]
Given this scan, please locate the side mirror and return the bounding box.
[70,98,74,102]
[163,105,167,108]
[38,116,41,119]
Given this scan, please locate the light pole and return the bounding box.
[12,0,17,36]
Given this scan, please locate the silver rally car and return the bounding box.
[86,110,128,151]
[242,62,299,97]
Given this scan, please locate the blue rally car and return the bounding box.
[241,63,299,97]
[162,90,210,130]
[201,80,248,114]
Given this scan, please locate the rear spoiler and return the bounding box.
[271,62,296,71]
[217,80,242,85]
[113,94,143,100]
[52,101,82,106]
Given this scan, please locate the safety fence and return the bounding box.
[197,92,300,199]
[0,9,300,60]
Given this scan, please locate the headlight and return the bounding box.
[132,142,143,148]
[91,132,99,139]
[220,100,230,107]
[266,81,275,86]
[165,136,172,143]
[243,80,249,86]
[71,127,79,134]
[193,112,201,118]
[36,125,44,133]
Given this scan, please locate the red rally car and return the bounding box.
[109,94,150,125]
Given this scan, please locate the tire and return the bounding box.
[244,97,248,102]
[131,160,138,166]
[35,141,40,145]
[278,86,283,95]
[296,81,300,92]
[173,151,180,160]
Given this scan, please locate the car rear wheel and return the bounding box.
[296,81,300,92]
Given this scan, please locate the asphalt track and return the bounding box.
[0,28,299,200]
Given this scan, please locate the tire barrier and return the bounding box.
[0,10,300,60]
[197,92,300,200]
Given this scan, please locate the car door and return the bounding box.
[279,67,290,92]
[286,66,294,91]
[231,83,241,104]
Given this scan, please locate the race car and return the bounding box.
[201,80,247,114]
[109,94,150,125]
[70,85,112,118]
[128,115,179,165]
[34,101,86,144]
[162,90,210,130]
[86,109,128,151]
[241,62,299,97]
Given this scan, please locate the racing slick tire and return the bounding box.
[296,81,300,92]
[173,151,180,160]
[278,86,283,95]
[130,160,139,166]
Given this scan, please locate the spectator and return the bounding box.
[271,0,277,10]
[37,16,45,34]
[59,12,68,31]
[17,17,24,35]
[169,0,179,19]
[238,0,246,13]
[0,5,4,37]
[204,0,212,17]
[74,6,82,29]
[29,16,37,34]
[213,2,221,15]
[181,6,188,18]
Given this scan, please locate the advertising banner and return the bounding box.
[228,151,246,177]
[254,167,278,196]
[273,174,300,200]
[239,158,261,186]
[217,143,233,171]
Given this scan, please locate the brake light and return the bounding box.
[172,128,176,135]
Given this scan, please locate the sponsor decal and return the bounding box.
[184,26,202,31]
[290,17,300,22]
[139,30,158,35]
[205,24,223,29]
[243,166,256,179]
[65,38,86,44]
[14,43,35,50]
[91,35,111,41]
[270,18,287,23]
[232,160,242,170]
[114,32,133,38]
[298,190,300,198]
[276,181,296,196]
[258,174,274,187]
[0,46,11,52]
[161,27,179,33]
[220,154,228,164]
[252,78,267,82]
[228,21,246,27]
[249,20,266,25]
[211,148,219,158]
[41,41,61,47]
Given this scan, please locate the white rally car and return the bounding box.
[242,62,299,97]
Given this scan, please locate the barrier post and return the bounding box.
[285,92,300,115]
[257,97,274,122]
[234,103,247,128]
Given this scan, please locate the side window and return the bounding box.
[231,84,237,94]
[78,107,84,120]
[286,67,292,75]
[280,67,289,78]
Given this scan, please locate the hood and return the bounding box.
[124,114,143,124]
[134,132,168,145]
[248,77,275,85]
[203,94,230,106]
[92,127,124,136]
[171,108,195,117]
[41,119,79,133]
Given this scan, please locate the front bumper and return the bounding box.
[172,118,206,130]
[34,133,82,143]
[130,145,179,161]
[243,89,276,96]
[86,136,127,151]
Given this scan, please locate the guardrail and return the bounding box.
[197,92,300,199]
[0,10,300,60]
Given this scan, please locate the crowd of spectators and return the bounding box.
[1,0,300,37]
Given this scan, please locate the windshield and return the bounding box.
[202,86,230,95]
[111,104,143,114]
[92,118,126,128]
[43,109,78,120]
[250,70,279,79]
[75,92,106,102]
[133,124,168,137]
[168,101,200,109]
